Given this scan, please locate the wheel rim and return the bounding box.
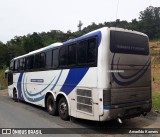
[14,91,17,99]
[48,100,54,112]
[60,102,67,115]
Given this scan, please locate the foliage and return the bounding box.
[139,6,160,39]
[0,6,159,68]
[0,66,8,90]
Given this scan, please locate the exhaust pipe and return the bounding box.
[117,118,123,124]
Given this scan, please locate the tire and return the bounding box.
[13,89,18,102]
[58,97,69,120]
[46,95,58,115]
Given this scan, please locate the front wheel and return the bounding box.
[13,89,18,102]
[58,97,69,120]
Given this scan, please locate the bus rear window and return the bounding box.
[110,31,149,55]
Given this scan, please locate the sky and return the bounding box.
[0,0,159,43]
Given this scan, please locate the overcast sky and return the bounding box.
[0,0,159,43]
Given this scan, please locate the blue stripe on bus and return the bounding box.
[17,72,24,100]
[60,68,89,95]
[104,105,110,110]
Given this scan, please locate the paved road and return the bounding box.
[0,89,160,137]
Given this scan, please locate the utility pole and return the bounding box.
[77,20,83,31]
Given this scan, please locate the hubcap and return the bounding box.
[60,102,67,114]
[14,91,17,98]
[48,100,53,111]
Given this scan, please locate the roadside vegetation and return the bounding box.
[152,92,160,112]
[0,66,8,90]
[150,39,160,112]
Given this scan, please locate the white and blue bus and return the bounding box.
[8,27,151,121]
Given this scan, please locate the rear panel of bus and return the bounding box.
[102,28,151,120]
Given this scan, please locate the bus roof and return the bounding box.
[109,27,148,37]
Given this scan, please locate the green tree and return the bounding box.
[0,41,8,68]
[139,6,160,39]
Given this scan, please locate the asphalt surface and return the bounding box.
[0,89,160,137]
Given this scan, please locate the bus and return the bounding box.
[7,27,151,121]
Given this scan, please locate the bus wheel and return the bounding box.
[46,95,57,115]
[13,89,18,102]
[58,97,69,120]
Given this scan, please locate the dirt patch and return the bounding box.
[150,40,160,47]
[0,89,8,96]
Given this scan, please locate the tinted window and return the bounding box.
[40,53,45,68]
[52,49,59,68]
[110,31,149,55]
[26,57,30,70]
[59,46,68,66]
[10,61,14,71]
[68,44,76,65]
[26,56,34,70]
[77,41,87,64]
[30,56,34,69]
[34,54,40,69]
[46,50,52,68]
[19,58,25,70]
[34,53,45,69]
[87,38,97,63]
[14,60,19,71]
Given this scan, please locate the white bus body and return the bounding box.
[8,27,151,121]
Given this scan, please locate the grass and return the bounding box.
[152,92,160,112]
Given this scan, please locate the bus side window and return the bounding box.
[35,54,40,69]
[19,58,24,71]
[26,56,34,70]
[59,46,68,67]
[46,50,52,68]
[26,57,29,70]
[77,40,87,65]
[52,49,59,68]
[34,52,45,69]
[40,52,46,68]
[87,38,97,63]
[10,61,14,71]
[14,59,19,72]
[23,58,25,70]
[68,44,77,66]
[30,56,34,70]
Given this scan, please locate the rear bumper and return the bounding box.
[100,100,152,121]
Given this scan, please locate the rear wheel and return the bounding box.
[46,95,57,115]
[58,97,69,120]
[13,89,18,102]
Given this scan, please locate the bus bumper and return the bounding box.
[99,101,152,121]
